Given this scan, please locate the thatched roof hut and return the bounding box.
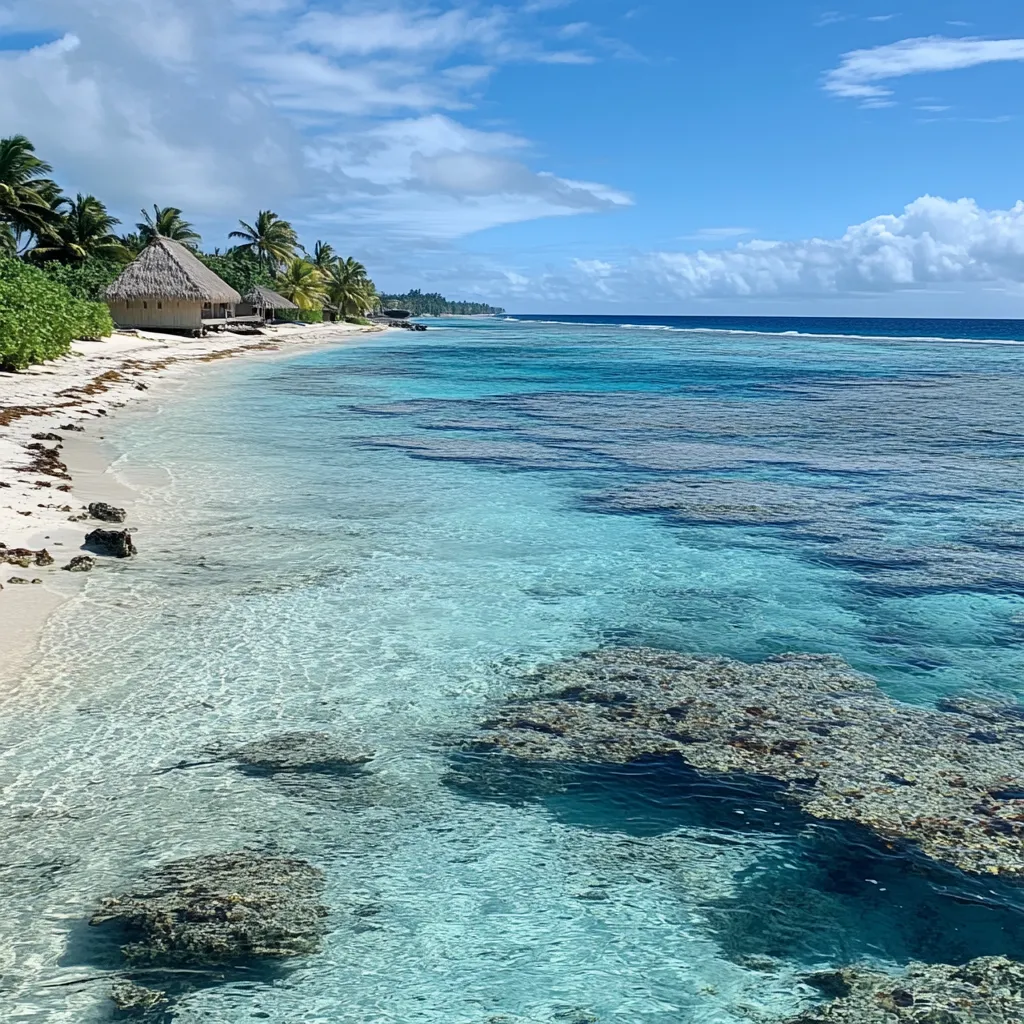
[106,237,241,304]
[244,285,298,312]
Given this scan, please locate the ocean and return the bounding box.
[2,315,1023,1021]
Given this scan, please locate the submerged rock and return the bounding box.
[470,648,1024,878]
[787,956,1024,1022]
[215,732,374,773]
[88,501,127,524]
[90,851,328,964]
[63,554,96,573]
[110,979,167,1012]
[85,528,137,558]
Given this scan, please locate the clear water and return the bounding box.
[2,318,1023,1022]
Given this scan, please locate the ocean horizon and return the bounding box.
[507,313,1024,344]
[2,315,1023,1021]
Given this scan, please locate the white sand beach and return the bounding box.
[0,321,386,685]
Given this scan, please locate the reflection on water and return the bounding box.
[1,320,1022,1021]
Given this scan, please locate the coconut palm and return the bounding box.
[30,194,127,264]
[325,257,373,317]
[229,211,298,277]
[362,279,381,312]
[117,231,147,257]
[307,240,336,271]
[0,135,62,247]
[137,205,201,247]
[276,258,326,310]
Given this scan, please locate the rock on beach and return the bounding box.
[88,502,127,524]
[470,647,1024,878]
[90,851,328,964]
[84,528,137,558]
[62,555,96,573]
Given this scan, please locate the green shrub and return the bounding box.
[277,307,323,324]
[41,257,123,301]
[344,316,372,325]
[0,256,113,371]
[73,297,115,340]
[198,250,273,297]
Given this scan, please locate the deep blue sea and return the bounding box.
[510,313,1024,344]
[2,316,1023,1022]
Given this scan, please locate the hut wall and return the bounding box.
[107,299,203,331]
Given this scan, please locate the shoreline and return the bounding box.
[0,320,388,686]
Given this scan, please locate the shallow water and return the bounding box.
[2,319,1023,1021]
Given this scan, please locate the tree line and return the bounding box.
[379,289,504,316]
[0,134,378,318]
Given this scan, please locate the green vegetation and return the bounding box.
[276,258,327,310]
[0,132,504,369]
[30,193,127,264]
[277,307,324,324]
[40,258,123,301]
[138,205,201,248]
[307,240,336,271]
[230,211,299,277]
[379,289,504,316]
[0,256,112,372]
[0,135,61,253]
[198,249,273,298]
[325,257,378,318]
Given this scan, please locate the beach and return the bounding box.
[0,320,385,687]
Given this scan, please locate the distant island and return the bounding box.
[379,289,505,316]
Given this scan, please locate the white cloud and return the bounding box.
[305,114,630,239]
[0,0,625,242]
[534,196,1024,304]
[825,35,1024,103]
[680,227,755,241]
[291,8,505,57]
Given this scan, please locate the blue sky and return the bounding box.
[1,0,1023,313]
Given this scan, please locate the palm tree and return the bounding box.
[229,211,298,277]
[137,205,201,247]
[30,194,127,264]
[0,135,62,248]
[362,279,381,313]
[307,240,336,271]
[117,231,147,257]
[276,258,326,310]
[325,257,373,317]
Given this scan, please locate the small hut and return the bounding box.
[105,237,241,333]
[237,285,299,321]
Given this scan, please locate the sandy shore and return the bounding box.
[0,320,386,684]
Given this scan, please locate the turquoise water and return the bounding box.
[2,318,1023,1021]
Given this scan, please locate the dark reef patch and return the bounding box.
[463,648,1024,878]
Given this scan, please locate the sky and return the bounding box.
[1,0,1023,315]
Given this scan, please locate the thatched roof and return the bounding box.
[106,237,241,303]
[245,285,298,310]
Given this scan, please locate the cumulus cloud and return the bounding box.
[303,113,630,239]
[825,35,1024,104]
[0,0,625,238]
[545,196,1024,304]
